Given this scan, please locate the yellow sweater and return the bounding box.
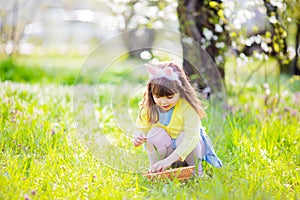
[136,98,201,161]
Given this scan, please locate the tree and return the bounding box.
[107,0,176,58]
[177,0,230,93]
[238,0,300,75]
[292,20,300,75]
[226,0,299,75]
[0,0,40,57]
[285,0,300,75]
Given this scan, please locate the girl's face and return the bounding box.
[153,93,180,112]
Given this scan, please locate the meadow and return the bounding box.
[0,56,299,199]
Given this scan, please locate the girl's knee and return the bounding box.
[146,127,171,146]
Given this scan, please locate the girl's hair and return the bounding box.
[139,62,206,123]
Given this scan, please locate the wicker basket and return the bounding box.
[144,166,195,181]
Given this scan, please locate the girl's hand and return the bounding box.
[150,159,171,172]
[133,134,146,147]
[150,153,180,173]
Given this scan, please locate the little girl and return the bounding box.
[133,62,222,175]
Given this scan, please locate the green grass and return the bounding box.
[0,57,81,85]
[0,57,300,199]
[0,54,146,85]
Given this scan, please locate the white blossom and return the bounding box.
[216,42,225,48]
[254,35,262,44]
[269,16,277,24]
[270,0,285,9]
[202,28,213,40]
[254,52,263,60]
[215,24,223,32]
[245,38,253,46]
[261,42,269,52]
[215,55,223,64]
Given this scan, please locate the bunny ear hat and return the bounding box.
[145,64,181,84]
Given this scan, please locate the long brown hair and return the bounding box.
[139,62,206,123]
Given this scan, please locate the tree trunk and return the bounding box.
[177,0,229,94]
[122,28,154,58]
[291,22,300,75]
[177,0,203,87]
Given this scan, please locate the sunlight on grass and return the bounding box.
[0,56,299,198]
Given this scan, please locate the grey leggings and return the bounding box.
[146,127,204,175]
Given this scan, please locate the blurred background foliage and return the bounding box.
[0,0,299,85]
